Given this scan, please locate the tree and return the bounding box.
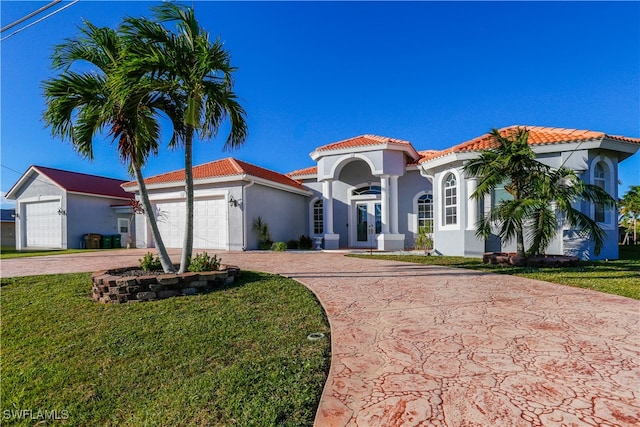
[620,185,640,244]
[464,128,547,257]
[122,4,248,273]
[464,127,616,257]
[42,21,182,273]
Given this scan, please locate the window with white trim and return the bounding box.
[443,173,457,225]
[594,162,606,223]
[313,200,324,235]
[417,194,433,233]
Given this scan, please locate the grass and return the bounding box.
[0,248,106,259]
[351,245,640,300]
[0,271,330,426]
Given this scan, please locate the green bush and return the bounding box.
[272,242,288,252]
[188,252,221,272]
[298,234,314,250]
[139,252,162,271]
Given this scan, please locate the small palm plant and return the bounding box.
[414,226,434,254]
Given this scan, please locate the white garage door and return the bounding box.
[155,198,228,249]
[25,200,62,248]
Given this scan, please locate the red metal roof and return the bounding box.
[30,166,133,199]
[419,125,640,163]
[315,134,413,152]
[123,158,307,191]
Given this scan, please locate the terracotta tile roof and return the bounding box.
[315,134,413,152]
[31,166,133,199]
[286,166,317,178]
[409,150,441,166]
[123,158,306,191]
[419,125,640,163]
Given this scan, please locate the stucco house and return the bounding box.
[122,158,311,251]
[6,166,134,250]
[126,125,639,260]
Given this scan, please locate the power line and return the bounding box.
[1,0,80,42]
[1,0,62,33]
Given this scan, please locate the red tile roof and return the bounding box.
[123,158,306,191]
[315,134,413,152]
[31,166,133,199]
[286,166,317,178]
[419,125,640,163]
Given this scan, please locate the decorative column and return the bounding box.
[322,179,340,249]
[380,176,390,234]
[390,175,399,234]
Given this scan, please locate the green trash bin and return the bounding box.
[111,234,122,248]
[101,235,112,249]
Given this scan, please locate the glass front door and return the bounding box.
[354,201,381,246]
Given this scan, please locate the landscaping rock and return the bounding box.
[136,291,157,301]
[157,290,180,299]
[181,287,198,296]
[157,274,179,285]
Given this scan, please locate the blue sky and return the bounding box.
[2,1,639,208]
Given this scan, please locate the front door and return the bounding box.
[354,201,381,247]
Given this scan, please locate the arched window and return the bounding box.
[313,199,324,235]
[417,194,433,233]
[443,173,457,225]
[594,162,606,223]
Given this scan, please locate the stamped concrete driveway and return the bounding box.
[2,249,639,426]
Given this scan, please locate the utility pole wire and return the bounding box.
[1,0,62,33]
[1,0,79,42]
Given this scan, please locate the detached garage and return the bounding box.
[123,158,311,251]
[6,165,134,250]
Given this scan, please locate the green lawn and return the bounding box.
[1,272,330,426]
[352,245,640,300]
[0,248,105,259]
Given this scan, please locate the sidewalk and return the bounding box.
[2,249,639,426]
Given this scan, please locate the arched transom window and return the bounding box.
[352,185,381,196]
[443,173,457,225]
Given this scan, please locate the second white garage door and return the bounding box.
[155,198,228,249]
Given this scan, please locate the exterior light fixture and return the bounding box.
[229,195,241,207]
[57,208,66,215]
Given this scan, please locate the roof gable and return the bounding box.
[123,158,307,191]
[419,125,640,163]
[315,134,414,152]
[6,165,133,200]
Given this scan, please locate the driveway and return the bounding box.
[2,249,639,426]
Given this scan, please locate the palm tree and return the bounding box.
[464,127,615,257]
[620,185,640,244]
[42,20,182,273]
[464,128,547,257]
[122,4,248,273]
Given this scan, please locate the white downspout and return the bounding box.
[242,179,255,250]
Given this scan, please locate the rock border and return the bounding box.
[483,252,579,268]
[91,265,241,304]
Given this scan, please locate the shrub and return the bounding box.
[188,252,221,272]
[139,252,162,271]
[272,242,288,252]
[298,234,314,250]
[253,217,272,250]
[287,239,299,249]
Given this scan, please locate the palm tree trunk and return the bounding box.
[133,160,176,273]
[179,126,194,273]
[516,229,526,257]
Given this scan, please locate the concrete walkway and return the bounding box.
[2,249,639,426]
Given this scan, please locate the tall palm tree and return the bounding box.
[42,21,182,273]
[122,4,248,273]
[464,127,615,257]
[619,185,640,244]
